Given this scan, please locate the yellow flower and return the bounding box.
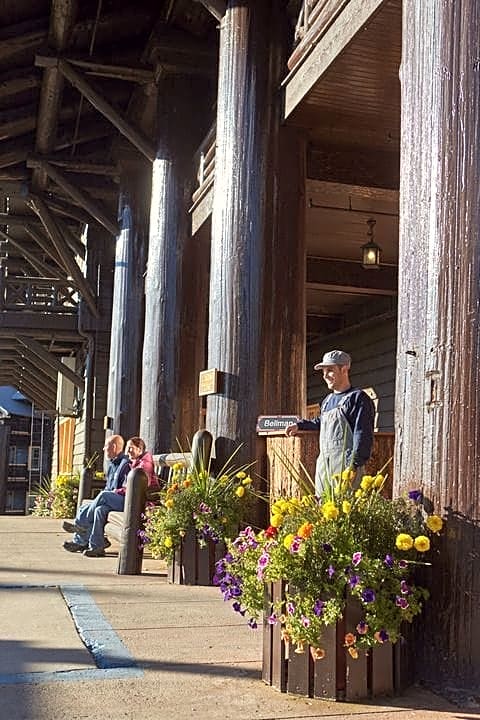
[236,471,247,480]
[396,533,414,551]
[172,463,183,471]
[342,500,352,515]
[297,522,313,539]
[242,476,253,486]
[414,535,430,552]
[294,642,305,654]
[183,479,192,488]
[374,474,385,488]
[270,514,283,528]
[321,501,339,520]
[348,647,359,659]
[235,486,245,498]
[280,629,291,644]
[341,468,355,482]
[426,515,443,533]
[360,475,374,491]
[355,489,363,498]
[283,533,295,550]
[164,536,173,548]
[165,498,174,509]
[219,474,229,484]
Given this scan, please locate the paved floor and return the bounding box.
[0,515,479,720]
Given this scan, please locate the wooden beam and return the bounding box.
[41,156,119,178]
[23,225,70,276]
[54,216,85,259]
[0,229,61,279]
[306,257,397,296]
[44,196,95,226]
[284,0,384,118]
[27,194,98,316]
[15,345,58,381]
[0,313,79,336]
[13,357,57,397]
[28,158,119,236]
[18,336,84,391]
[193,0,226,21]
[35,56,156,162]
[67,57,154,83]
[7,378,56,414]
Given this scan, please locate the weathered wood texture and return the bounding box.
[107,167,149,441]
[396,0,480,689]
[175,223,210,442]
[263,582,396,700]
[265,432,394,500]
[140,77,196,454]
[207,1,299,464]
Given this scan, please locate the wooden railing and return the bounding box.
[191,122,216,209]
[289,0,350,71]
[0,275,78,313]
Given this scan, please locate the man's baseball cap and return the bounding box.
[314,350,351,370]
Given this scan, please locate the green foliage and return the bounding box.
[142,449,260,561]
[215,470,443,659]
[31,471,80,519]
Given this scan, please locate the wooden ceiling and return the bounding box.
[0,0,217,411]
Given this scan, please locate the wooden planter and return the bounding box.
[168,529,225,586]
[262,581,402,701]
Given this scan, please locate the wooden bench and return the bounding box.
[98,430,213,574]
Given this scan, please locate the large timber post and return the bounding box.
[396,1,480,690]
[106,162,150,439]
[140,78,194,454]
[206,0,282,463]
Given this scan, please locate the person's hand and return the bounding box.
[285,423,299,437]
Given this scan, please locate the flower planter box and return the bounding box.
[262,581,402,701]
[168,529,225,586]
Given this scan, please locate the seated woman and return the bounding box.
[63,436,158,558]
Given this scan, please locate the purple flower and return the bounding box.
[327,564,335,578]
[301,615,310,628]
[248,618,258,629]
[361,588,376,603]
[396,596,409,609]
[400,580,411,595]
[378,629,389,643]
[408,489,423,502]
[313,599,325,617]
[258,552,270,568]
[290,537,302,554]
[349,574,360,589]
[398,560,408,569]
[267,613,278,625]
[357,621,368,635]
[286,602,295,615]
[384,554,394,568]
[352,552,362,566]
[198,502,211,514]
[323,543,333,553]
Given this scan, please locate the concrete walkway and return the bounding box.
[0,516,479,720]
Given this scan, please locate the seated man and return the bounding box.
[63,434,129,557]
[63,435,158,557]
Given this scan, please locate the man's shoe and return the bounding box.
[103,537,111,549]
[62,520,83,534]
[83,547,106,557]
[63,540,87,553]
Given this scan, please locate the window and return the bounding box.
[28,446,41,471]
[8,445,28,466]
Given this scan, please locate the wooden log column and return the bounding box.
[107,164,149,439]
[396,0,480,690]
[207,0,287,463]
[140,78,195,454]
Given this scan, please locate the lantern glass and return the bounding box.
[361,240,381,269]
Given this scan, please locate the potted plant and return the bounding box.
[214,464,444,700]
[141,451,257,585]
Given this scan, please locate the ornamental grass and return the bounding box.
[214,461,444,660]
[141,448,257,561]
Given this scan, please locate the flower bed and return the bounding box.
[142,452,256,585]
[215,468,444,700]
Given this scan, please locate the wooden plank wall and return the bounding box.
[306,316,396,431]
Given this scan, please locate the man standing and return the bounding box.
[286,350,375,495]
[63,434,129,557]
